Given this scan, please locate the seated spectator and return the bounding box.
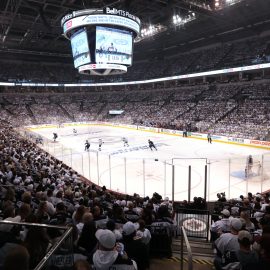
[214,218,242,270]
[92,229,136,270]
[248,232,270,270]
[125,202,140,222]
[110,204,128,225]
[240,211,255,232]
[74,259,93,270]
[23,227,50,269]
[261,198,270,212]
[161,197,172,213]
[77,220,97,256]
[136,219,151,245]
[151,205,175,237]
[155,205,173,224]
[92,206,108,229]
[0,205,21,232]
[77,212,93,236]
[211,209,232,239]
[73,205,88,225]
[50,202,71,225]
[236,230,258,269]
[140,203,155,225]
[0,230,23,268]
[3,245,30,270]
[106,220,123,241]
[122,221,149,270]
[40,192,55,216]
[35,201,50,223]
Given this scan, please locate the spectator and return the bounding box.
[136,219,151,245]
[74,259,93,270]
[122,221,149,270]
[92,229,136,270]
[240,211,255,232]
[23,227,50,269]
[211,209,232,236]
[3,245,30,270]
[248,232,270,270]
[236,230,259,269]
[77,220,97,255]
[214,218,242,270]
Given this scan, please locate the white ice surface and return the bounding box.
[31,125,270,201]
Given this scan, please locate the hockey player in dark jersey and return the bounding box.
[148,139,157,151]
[53,133,58,142]
[85,140,90,151]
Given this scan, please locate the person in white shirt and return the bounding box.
[214,218,242,270]
[211,209,232,235]
[136,219,151,245]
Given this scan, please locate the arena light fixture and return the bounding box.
[172,12,196,26]
[136,24,167,41]
[225,0,244,6]
[217,0,246,9]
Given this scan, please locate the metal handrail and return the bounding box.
[34,227,73,270]
[0,220,73,270]
[181,226,193,270]
[0,220,67,230]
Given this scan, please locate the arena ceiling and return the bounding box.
[0,0,270,63]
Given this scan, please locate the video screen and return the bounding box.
[96,26,133,66]
[70,29,91,68]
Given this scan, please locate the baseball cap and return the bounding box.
[230,218,242,231]
[95,229,116,249]
[123,221,136,235]
[238,230,252,242]
[221,209,230,217]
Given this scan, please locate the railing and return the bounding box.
[19,127,270,201]
[0,221,73,270]
[180,226,193,270]
[35,226,73,270]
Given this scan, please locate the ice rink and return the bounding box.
[29,124,270,201]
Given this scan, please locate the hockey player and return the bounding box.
[207,133,212,144]
[245,155,253,178]
[98,138,103,151]
[85,140,90,151]
[53,133,58,142]
[247,155,253,167]
[148,139,157,151]
[73,128,77,136]
[122,137,129,147]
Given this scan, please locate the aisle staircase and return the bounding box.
[150,237,214,270]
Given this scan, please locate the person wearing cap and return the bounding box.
[211,209,232,241]
[214,218,243,270]
[92,229,137,270]
[236,230,258,268]
[122,221,149,270]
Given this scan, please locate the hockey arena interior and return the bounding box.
[1,1,270,270]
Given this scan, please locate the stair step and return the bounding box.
[172,239,214,256]
[168,255,214,265]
